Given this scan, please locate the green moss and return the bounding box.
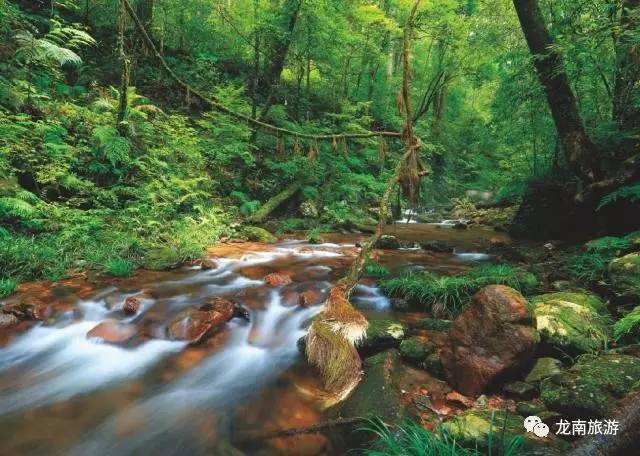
[380,264,538,316]
[541,353,640,417]
[242,226,277,243]
[609,253,640,300]
[531,290,611,353]
[360,319,407,349]
[399,337,427,361]
[141,247,184,270]
[614,306,640,343]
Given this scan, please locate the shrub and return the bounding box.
[614,306,640,343]
[0,278,17,299]
[380,264,538,317]
[103,258,134,277]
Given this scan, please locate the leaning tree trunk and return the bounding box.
[613,0,640,159]
[512,0,600,182]
[116,0,130,135]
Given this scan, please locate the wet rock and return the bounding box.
[359,319,407,351]
[531,290,610,353]
[441,285,539,396]
[373,235,400,250]
[264,273,292,287]
[299,289,321,307]
[87,320,137,344]
[609,253,640,301]
[420,241,454,253]
[423,352,445,378]
[503,381,537,400]
[540,353,640,418]
[525,358,563,383]
[243,226,277,244]
[413,317,451,331]
[169,298,236,344]
[123,297,141,315]
[0,313,19,327]
[399,337,429,362]
[516,401,546,417]
[390,298,408,311]
[333,350,407,438]
[3,297,51,321]
[200,258,218,270]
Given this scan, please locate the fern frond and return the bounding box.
[598,182,640,210]
[0,197,37,219]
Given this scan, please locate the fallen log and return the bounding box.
[247,181,302,223]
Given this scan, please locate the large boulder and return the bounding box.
[373,235,400,250]
[87,320,137,344]
[541,353,640,418]
[531,290,610,353]
[609,253,640,301]
[440,285,539,396]
[243,226,277,244]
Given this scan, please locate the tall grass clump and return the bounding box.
[361,419,523,456]
[380,264,538,317]
[614,306,640,343]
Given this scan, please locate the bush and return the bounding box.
[104,258,134,277]
[614,306,640,343]
[380,265,538,317]
[0,278,17,298]
[361,419,523,456]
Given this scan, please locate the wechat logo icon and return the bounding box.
[524,416,549,438]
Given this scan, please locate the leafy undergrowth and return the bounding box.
[614,306,640,343]
[380,264,538,317]
[365,260,390,278]
[563,231,640,284]
[361,419,523,456]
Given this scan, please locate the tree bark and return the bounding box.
[116,0,130,135]
[613,0,640,158]
[512,0,600,182]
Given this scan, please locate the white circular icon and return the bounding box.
[533,422,550,438]
[524,415,542,432]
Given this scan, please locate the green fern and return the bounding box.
[0,197,37,219]
[598,182,640,210]
[92,126,131,166]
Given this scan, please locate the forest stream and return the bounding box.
[0,223,509,455]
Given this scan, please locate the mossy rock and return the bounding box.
[531,290,610,353]
[609,253,640,301]
[540,353,640,418]
[359,319,407,351]
[142,247,183,270]
[422,352,445,378]
[413,317,452,331]
[441,409,564,451]
[525,357,563,383]
[399,337,432,362]
[243,226,277,243]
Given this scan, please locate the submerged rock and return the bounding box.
[200,258,218,270]
[264,273,292,287]
[298,289,321,307]
[359,319,407,351]
[87,320,137,344]
[540,353,640,418]
[609,253,640,301]
[399,337,432,362]
[525,357,563,383]
[531,290,610,353]
[3,297,51,321]
[373,235,400,250]
[441,285,539,396]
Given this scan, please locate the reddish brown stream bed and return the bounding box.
[0,224,510,455]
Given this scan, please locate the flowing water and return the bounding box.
[0,224,509,455]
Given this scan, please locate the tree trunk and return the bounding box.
[258,0,303,120]
[116,0,130,135]
[613,0,640,158]
[135,0,153,29]
[512,0,600,182]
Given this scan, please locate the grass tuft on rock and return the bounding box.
[0,278,17,299]
[380,264,538,316]
[365,261,390,278]
[103,258,134,277]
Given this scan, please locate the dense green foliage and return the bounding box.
[362,419,523,456]
[614,306,640,343]
[380,264,538,316]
